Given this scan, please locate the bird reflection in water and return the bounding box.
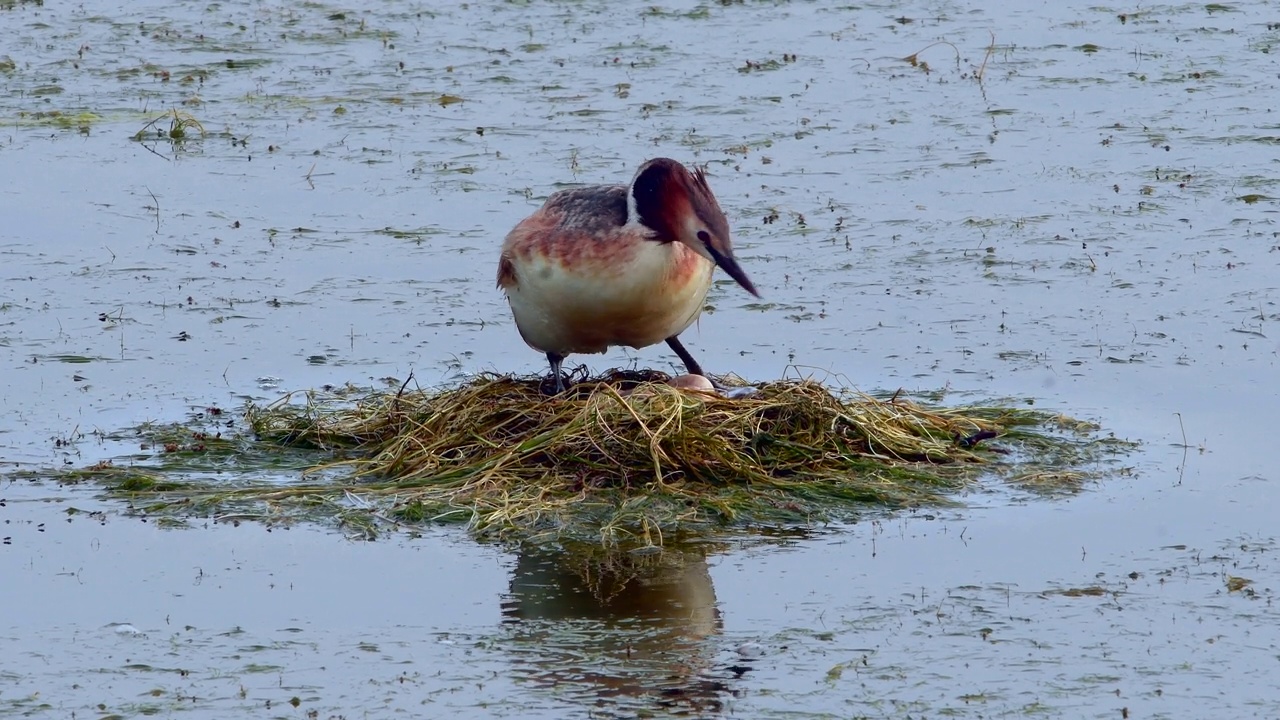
[501,544,752,716]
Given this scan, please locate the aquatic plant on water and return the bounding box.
[70,371,1132,546]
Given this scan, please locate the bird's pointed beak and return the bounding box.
[704,243,759,298]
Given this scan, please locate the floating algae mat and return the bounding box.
[78,371,1132,545]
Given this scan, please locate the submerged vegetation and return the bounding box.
[132,108,206,143]
[64,372,1132,546]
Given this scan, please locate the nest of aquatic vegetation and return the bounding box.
[192,369,1120,545]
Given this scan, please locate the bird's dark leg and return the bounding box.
[665,336,705,377]
[546,352,567,395]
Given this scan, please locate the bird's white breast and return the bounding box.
[506,240,713,355]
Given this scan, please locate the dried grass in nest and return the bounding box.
[235,370,1092,545]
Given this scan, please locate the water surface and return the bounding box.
[2,0,1277,717]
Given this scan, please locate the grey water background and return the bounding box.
[1,1,1277,717]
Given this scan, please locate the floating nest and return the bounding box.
[67,370,1128,545]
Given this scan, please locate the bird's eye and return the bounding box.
[696,230,711,244]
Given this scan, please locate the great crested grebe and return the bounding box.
[497,157,757,393]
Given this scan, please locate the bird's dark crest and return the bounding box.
[496,253,518,288]
[692,164,711,192]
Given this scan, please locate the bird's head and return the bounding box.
[627,157,758,297]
